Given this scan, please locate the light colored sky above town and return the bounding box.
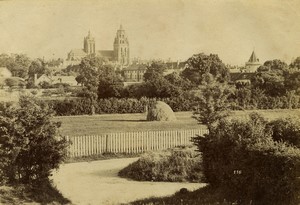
[0,0,299,65]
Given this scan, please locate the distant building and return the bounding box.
[34,74,78,86]
[123,64,147,82]
[67,25,130,66]
[245,51,261,72]
[230,72,256,85]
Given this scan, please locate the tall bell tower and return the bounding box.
[113,25,130,65]
[84,31,95,55]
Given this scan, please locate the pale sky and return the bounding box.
[0,0,300,65]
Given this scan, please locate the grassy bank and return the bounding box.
[129,185,235,205]
[0,180,70,205]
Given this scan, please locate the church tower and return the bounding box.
[113,25,130,65]
[84,31,95,55]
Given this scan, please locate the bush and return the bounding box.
[0,95,69,185]
[118,146,203,182]
[268,117,300,148]
[147,101,177,121]
[193,113,300,204]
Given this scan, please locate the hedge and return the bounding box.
[47,97,195,116]
[46,94,300,116]
[194,113,300,205]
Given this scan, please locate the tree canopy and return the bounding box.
[182,53,230,85]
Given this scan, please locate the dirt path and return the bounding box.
[51,158,206,205]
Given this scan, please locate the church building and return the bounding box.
[67,25,130,66]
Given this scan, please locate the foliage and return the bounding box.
[267,117,300,148]
[0,180,70,204]
[28,59,50,78]
[131,185,244,205]
[0,53,31,78]
[143,62,166,81]
[193,74,234,130]
[119,146,203,182]
[251,69,286,97]
[164,72,193,91]
[97,65,124,98]
[290,56,300,70]
[48,97,198,116]
[77,56,124,100]
[0,95,69,185]
[4,78,23,88]
[140,62,183,98]
[285,71,300,94]
[193,113,300,204]
[182,53,230,85]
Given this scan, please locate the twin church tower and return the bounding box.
[67,25,130,66]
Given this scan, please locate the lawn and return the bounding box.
[55,112,203,136]
[55,109,300,137]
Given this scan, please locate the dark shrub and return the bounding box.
[0,96,69,185]
[118,146,203,182]
[194,113,300,205]
[268,117,300,148]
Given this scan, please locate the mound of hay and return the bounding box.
[146,101,176,121]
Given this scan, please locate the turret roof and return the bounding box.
[248,51,259,62]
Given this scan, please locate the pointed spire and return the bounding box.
[119,24,123,30]
[248,51,259,62]
[88,30,91,37]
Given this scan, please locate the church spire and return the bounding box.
[119,24,123,30]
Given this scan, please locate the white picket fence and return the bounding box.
[66,128,208,157]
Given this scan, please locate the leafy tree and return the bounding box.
[251,71,286,97]
[284,71,300,94]
[193,74,233,130]
[77,56,124,100]
[164,72,192,90]
[261,59,288,73]
[290,57,300,70]
[28,59,50,78]
[233,86,253,109]
[143,62,166,82]
[182,53,230,85]
[97,65,124,98]
[0,53,31,78]
[141,63,182,98]
[0,96,68,184]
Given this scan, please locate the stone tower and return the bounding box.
[84,31,95,55]
[113,25,130,65]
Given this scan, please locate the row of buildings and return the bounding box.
[1,25,262,88]
[65,24,262,83]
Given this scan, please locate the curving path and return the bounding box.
[51,158,206,205]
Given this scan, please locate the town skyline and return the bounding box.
[0,0,299,66]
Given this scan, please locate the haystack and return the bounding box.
[146,101,176,121]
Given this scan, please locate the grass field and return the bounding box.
[55,109,300,137]
[55,112,203,136]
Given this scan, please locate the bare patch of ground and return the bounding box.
[51,158,205,205]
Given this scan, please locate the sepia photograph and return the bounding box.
[0,0,300,204]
